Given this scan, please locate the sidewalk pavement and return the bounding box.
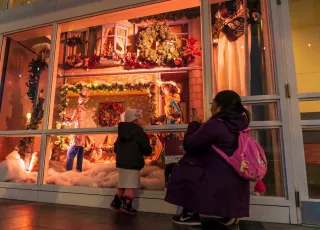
[0,199,317,230]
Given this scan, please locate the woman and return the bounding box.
[165,90,251,228]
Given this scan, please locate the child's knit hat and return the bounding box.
[121,109,142,123]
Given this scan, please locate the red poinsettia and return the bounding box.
[85,54,101,69]
[125,52,151,69]
[182,36,201,63]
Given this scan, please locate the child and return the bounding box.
[110,109,152,214]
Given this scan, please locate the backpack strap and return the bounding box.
[213,119,250,161]
[212,145,231,163]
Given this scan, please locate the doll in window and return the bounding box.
[155,80,182,125]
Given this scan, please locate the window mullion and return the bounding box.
[37,22,58,186]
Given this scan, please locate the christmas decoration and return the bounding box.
[58,80,156,125]
[66,36,87,47]
[124,52,152,69]
[19,55,48,157]
[128,7,200,23]
[95,102,123,127]
[132,23,201,68]
[137,23,179,66]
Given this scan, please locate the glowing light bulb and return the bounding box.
[241,45,244,49]
[308,44,311,47]
[26,113,31,123]
[59,74,63,77]
[19,74,22,78]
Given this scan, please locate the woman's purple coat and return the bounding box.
[165,115,250,218]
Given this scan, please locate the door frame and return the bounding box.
[277,0,320,225]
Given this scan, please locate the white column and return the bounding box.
[200,0,214,120]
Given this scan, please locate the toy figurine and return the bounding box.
[156,80,182,125]
[65,87,89,172]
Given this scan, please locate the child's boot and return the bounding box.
[119,196,137,215]
[110,195,122,210]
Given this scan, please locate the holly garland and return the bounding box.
[19,56,48,157]
[58,80,156,125]
[26,56,48,102]
[128,7,200,24]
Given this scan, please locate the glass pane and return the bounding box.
[250,129,285,197]
[210,0,274,96]
[300,100,320,120]
[43,132,186,190]
[8,0,38,8]
[0,135,41,184]
[244,102,278,121]
[302,129,320,199]
[289,1,320,93]
[117,27,126,37]
[53,2,202,129]
[0,26,52,131]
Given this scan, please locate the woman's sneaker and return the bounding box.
[119,197,137,215]
[172,212,201,226]
[110,195,122,210]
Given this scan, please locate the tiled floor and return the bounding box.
[0,199,317,230]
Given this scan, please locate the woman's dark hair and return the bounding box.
[213,90,251,122]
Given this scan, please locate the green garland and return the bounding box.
[58,81,156,125]
[129,7,200,23]
[66,36,87,47]
[26,56,48,102]
[137,23,180,66]
[19,56,47,157]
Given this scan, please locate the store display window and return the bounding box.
[210,0,274,96]
[0,135,41,184]
[42,132,185,190]
[53,4,203,130]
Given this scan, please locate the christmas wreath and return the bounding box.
[137,23,180,66]
[96,102,123,127]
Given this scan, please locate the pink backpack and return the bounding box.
[212,127,268,193]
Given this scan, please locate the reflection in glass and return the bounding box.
[44,132,185,190]
[0,26,52,131]
[0,136,41,184]
[300,101,320,120]
[250,129,284,197]
[302,129,320,199]
[245,102,278,121]
[211,0,274,96]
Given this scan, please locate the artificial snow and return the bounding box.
[0,150,165,190]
